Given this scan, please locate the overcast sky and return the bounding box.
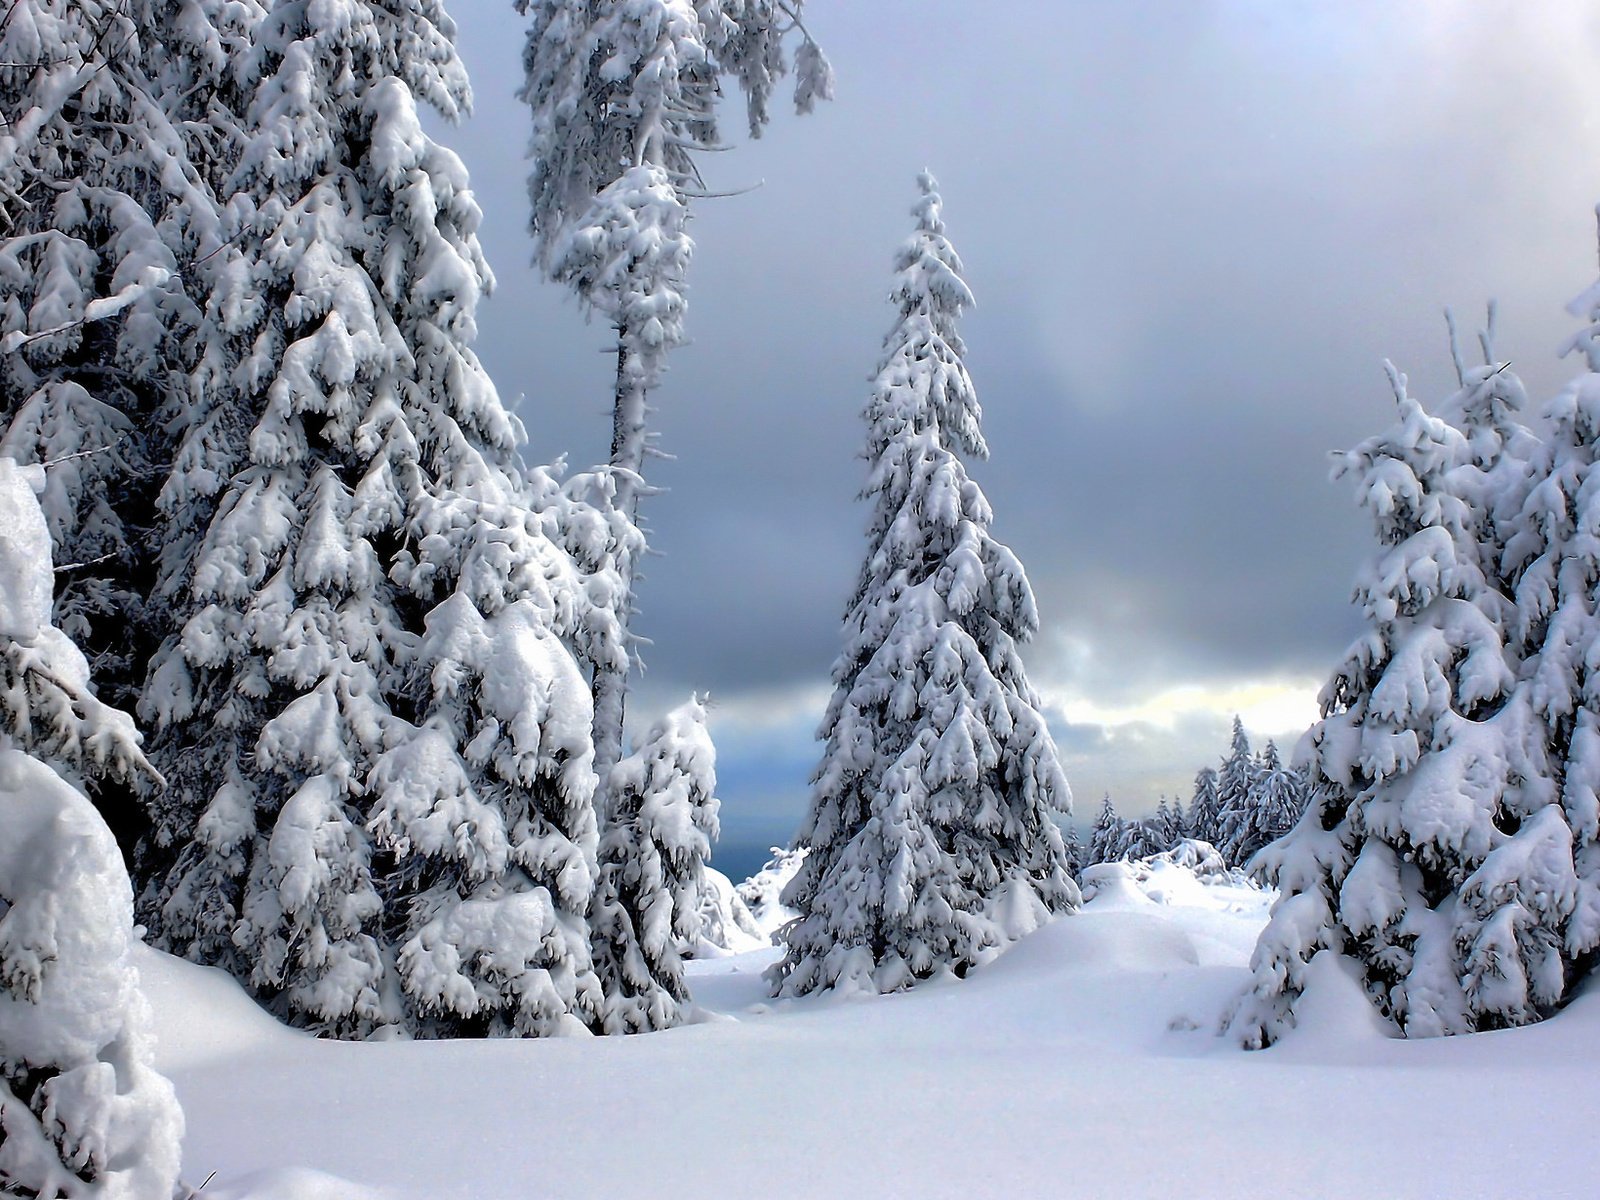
[439,2,1600,869]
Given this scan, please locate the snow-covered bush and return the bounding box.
[772,175,1077,998]
[1152,839,1235,881]
[0,458,182,1198]
[736,847,807,940]
[1079,839,1248,904]
[0,752,183,1200]
[690,868,766,957]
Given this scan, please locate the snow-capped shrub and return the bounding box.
[0,458,182,1197]
[1080,840,1247,903]
[0,751,184,1200]
[690,868,766,957]
[737,847,807,940]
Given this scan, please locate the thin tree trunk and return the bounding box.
[593,331,650,794]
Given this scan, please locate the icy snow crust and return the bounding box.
[143,858,1600,1199]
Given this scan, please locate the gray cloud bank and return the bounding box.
[435,2,1600,854]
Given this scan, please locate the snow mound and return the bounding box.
[134,944,306,1071]
[1081,839,1259,909]
[734,846,806,938]
[1283,950,1398,1049]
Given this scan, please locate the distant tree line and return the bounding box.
[1080,716,1309,877]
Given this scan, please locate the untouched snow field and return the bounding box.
[141,859,1600,1199]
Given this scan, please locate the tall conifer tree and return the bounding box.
[516,0,832,794]
[0,0,257,719]
[772,175,1076,998]
[139,0,612,1037]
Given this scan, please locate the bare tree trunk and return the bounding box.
[592,332,649,795]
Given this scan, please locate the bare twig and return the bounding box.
[53,551,117,572]
[40,444,115,468]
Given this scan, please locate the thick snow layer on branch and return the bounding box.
[0,458,51,643]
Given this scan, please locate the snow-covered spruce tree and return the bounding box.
[1212,716,1257,866]
[589,698,718,1032]
[0,458,183,1198]
[771,175,1077,997]
[517,0,832,790]
[1086,794,1121,866]
[1111,814,1166,863]
[1488,260,1600,1029]
[1154,796,1182,851]
[1244,750,1308,886]
[1228,352,1550,1046]
[1187,765,1222,846]
[1235,742,1305,880]
[1062,819,1084,880]
[139,0,610,1038]
[0,0,256,718]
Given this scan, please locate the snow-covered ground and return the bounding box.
[141,857,1600,1199]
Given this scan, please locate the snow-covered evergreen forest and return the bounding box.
[4,3,1600,1197]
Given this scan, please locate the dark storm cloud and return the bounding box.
[435,2,1600,838]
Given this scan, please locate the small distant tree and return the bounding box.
[590,698,720,1033]
[1154,796,1182,850]
[1238,742,1308,879]
[1187,766,1222,846]
[772,175,1077,998]
[1213,717,1258,865]
[1062,820,1084,880]
[1216,739,1285,868]
[1087,794,1121,865]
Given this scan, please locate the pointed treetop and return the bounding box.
[914,170,945,234]
[894,171,975,325]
